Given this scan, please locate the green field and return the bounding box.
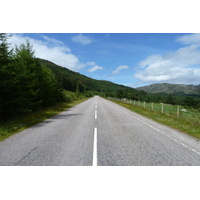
[109,98,200,139]
[132,100,200,124]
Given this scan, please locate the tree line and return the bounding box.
[104,89,200,109]
[0,33,63,119]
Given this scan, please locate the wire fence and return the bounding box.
[109,97,200,125]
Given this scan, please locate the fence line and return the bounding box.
[108,97,200,123]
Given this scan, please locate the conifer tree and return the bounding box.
[0,33,14,118]
[0,33,12,66]
[0,37,63,119]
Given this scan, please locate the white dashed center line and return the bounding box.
[93,127,97,166]
[95,110,97,119]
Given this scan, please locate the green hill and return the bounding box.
[38,58,143,96]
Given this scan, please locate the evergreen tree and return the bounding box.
[0,38,63,119]
[0,33,14,118]
[37,64,63,107]
[0,33,13,66]
[13,40,63,111]
[13,41,42,112]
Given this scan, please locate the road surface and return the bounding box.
[0,96,200,166]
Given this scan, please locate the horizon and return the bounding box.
[7,33,200,87]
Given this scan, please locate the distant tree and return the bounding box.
[116,89,123,98]
[166,94,175,105]
[184,97,198,107]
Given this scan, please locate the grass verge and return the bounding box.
[109,99,200,139]
[0,98,89,141]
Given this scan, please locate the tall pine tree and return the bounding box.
[0,35,63,119]
[0,33,12,66]
[0,33,14,118]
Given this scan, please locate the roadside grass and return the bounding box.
[0,98,89,141]
[144,101,200,123]
[109,99,200,139]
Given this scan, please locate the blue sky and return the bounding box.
[8,33,200,87]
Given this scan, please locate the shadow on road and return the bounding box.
[52,113,82,119]
[31,113,82,129]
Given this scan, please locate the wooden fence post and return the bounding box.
[161,103,164,114]
[152,102,153,111]
[177,106,180,118]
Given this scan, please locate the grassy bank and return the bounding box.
[109,99,200,139]
[0,98,89,141]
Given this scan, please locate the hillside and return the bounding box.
[38,58,142,95]
[137,83,200,96]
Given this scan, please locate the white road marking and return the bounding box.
[95,104,97,109]
[95,110,97,119]
[116,106,200,156]
[93,128,97,166]
[181,143,187,147]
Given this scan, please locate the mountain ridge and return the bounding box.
[137,83,200,95]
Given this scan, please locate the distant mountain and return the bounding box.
[136,83,200,95]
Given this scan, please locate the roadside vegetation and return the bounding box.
[0,95,89,141]
[108,98,200,139]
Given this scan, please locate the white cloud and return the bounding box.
[176,33,200,45]
[86,61,96,66]
[8,34,85,71]
[86,61,104,73]
[138,55,162,68]
[112,65,129,75]
[88,65,103,72]
[42,35,65,46]
[135,43,200,85]
[71,34,93,45]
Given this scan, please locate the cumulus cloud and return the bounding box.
[138,55,162,68]
[71,34,93,45]
[135,42,200,85]
[176,33,200,45]
[8,34,85,71]
[88,65,103,72]
[112,65,129,75]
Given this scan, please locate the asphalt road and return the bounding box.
[0,96,200,166]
